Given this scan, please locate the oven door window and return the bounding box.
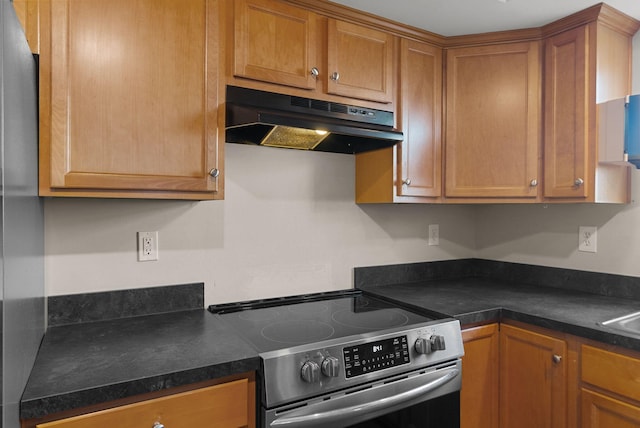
[347,392,460,428]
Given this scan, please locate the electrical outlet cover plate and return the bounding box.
[578,226,597,253]
[428,224,440,246]
[138,231,159,261]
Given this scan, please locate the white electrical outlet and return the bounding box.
[137,231,159,261]
[578,226,597,253]
[428,224,440,246]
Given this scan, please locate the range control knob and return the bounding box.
[415,335,447,354]
[301,360,321,383]
[415,337,431,354]
[431,335,446,351]
[321,356,340,377]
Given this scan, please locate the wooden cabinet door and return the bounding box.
[327,19,394,103]
[582,389,640,428]
[36,379,253,428]
[444,42,540,199]
[397,39,442,198]
[40,0,221,199]
[543,25,590,200]
[461,324,499,428]
[234,0,318,89]
[500,324,567,428]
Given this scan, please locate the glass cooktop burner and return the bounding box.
[211,291,434,353]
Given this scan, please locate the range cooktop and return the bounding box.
[209,290,464,415]
[208,290,436,353]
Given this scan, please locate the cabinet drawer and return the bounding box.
[582,388,640,427]
[36,379,251,428]
[582,345,640,402]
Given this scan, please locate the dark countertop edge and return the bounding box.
[20,356,261,420]
[382,297,640,354]
[496,309,640,352]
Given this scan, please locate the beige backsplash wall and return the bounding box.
[44,144,476,305]
[475,171,640,276]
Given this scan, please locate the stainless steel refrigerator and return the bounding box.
[1,1,45,427]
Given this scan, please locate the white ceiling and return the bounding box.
[328,0,640,37]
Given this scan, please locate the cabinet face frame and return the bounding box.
[444,42,541,199]
[40,0,221,199]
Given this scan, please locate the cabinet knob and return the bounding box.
[310,67,319,77]
[552,354,562,364]
[403,178,412,186]
[530,179,538,187]
[153,423,165,428]
[330,72,340,82]
[209,168,220,179]
[574,178,584,187]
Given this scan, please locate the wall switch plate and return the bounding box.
[137,231,159,261]
[578,226,597,253]
[428,224,440,246]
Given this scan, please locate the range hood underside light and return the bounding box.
[225,122,402,154]
[261,126,329,150]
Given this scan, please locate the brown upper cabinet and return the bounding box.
[326,19,394,103]
[20,0,640,201]
[232,0,395,104]
[233,0,318,90]
[356,38,442,203]
[444,41,541,200]
[38,0,223,200]
[543,8,639,203]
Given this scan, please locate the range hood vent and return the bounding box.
[225,86,403,154]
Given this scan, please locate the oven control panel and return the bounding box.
[260,319,464,409]
[343,335,409,378]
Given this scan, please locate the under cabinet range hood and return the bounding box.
[225,86,403,154]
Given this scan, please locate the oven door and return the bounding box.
[264,360,461,428]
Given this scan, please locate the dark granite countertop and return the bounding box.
[361,276,640,353]
[21,263,640,421]
[20,308,260,420]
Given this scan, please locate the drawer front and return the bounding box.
[37,379,250,428]
[582,344,640,402]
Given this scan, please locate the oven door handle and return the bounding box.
[270,367,460,427]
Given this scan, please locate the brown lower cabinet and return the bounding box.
[462,322,640,428]
[461,324,500,428]
[581,344,640,427]
[22,374,255,428]
[500,324,569,428]
[581,389,640,428]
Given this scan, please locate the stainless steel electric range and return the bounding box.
[209,290,464,428]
